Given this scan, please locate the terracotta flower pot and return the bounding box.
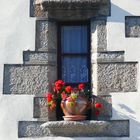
[61,96,90,121]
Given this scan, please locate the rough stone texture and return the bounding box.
[91,51,125,63]
[18,120,129,137]
[35,18,107,53]
[97,19,107,51]
[35,20,57,51]
[23,51,57,64]
[36,0,105,4]
[30,0,110,18]
[41,0,108,10]
[34,97,56,120]
[30,0,47,17]
[3,64,57,95]
[18,121,47,138]
[97,62,138,94]
[91,18,107,52]
[46,8,109,21]
[91,95,112,120]
[90,18,107,94]
[125,16,140,37]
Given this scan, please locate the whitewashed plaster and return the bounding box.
[0,0,140,139]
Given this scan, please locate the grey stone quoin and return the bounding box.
[3,64,57,95]
[125,16,140,37]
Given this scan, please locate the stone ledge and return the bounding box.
[91,51,124,63]
[96,62,138,94]
[18,120,129,137]
[3,64,57,95]
[23,51,57,64]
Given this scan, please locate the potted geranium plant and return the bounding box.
[44,80,102,121]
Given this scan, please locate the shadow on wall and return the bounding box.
[71,104,140,140]
[113,104,140,140]
[108,3,132,23]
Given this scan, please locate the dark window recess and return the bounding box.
[58,22,91,86]
[57,21,91,120]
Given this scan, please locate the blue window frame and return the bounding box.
[58,22,90,86]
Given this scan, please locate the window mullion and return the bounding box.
[58,22,90,85]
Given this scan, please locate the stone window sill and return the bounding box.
[18,120,129,137]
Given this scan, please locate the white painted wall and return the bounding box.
[0,0,140,139]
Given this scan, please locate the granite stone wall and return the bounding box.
[125,16,140,37]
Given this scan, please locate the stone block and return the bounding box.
[23,51,57,64]
[30,0,46,17]
[34,97,56,120]
[97,62,138,94]
[30,0,110,18]
[125,16,140,37]
[46,9,109,21]
[91,19,107,51]
[3,64,57,95]
[91,95,112,120]
[92,51,124,63]
[35,20,57,51]
[18,120,129,137]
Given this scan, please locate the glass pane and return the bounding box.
[62,57,88,83]
[61,26,87,53]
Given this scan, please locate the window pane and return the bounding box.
[62,56,88,83]
[61,26,88,53]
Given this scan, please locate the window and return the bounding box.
[57,21,91,87]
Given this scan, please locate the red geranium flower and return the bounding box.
[53,87,57,93]
[44,79,94,111]
[95,103,102,109]
[78,83,85,90]
[54,80,65,91]
[54,85,61,91]
[46,93,53,102]
[65,86,73,93]
[55,80,65,86]
[61,91,67,100]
